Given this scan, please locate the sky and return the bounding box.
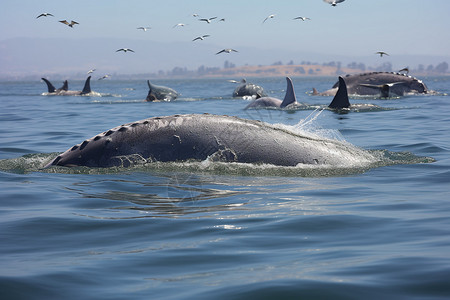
[1,0,449,78]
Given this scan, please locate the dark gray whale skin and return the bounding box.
[146,80,179,101]
[45,114,367,168]
[314,72,429,97]
[232,79,267,98]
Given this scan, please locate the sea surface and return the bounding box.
[1,76,449,299]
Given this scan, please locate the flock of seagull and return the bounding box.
[36,1,395,78]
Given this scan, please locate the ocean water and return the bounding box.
[0,76,449,299]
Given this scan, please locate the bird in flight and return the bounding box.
[324,0,345,6]
[263,14,276,23]
[293,16,311,21]
[376,51,389,57]
[137,27,151,31]
[192,35,210,41]
[36,13,54,18]
[87,69,96,74]
[98,75,110,80]
[173,23,187,28]
[199,17,217,24]
[116,48,135,53]
[59,20,79,27]
[216,49,238,55]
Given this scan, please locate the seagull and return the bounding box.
[323,0,345,6]
[376,51,389,57]
[192,14,200,17]
[199,17,217,24]
[192,35,210,41]
[59,20,79,27]
[87,69,96,74]
[116,48,135,53]
[293,16,311,21]
[263,14,275,23]
[216,48,238,55]
[137,26,151,31]
[36,13,54,18]
[98,75,110,80]
[173,23,187,28]
[398,67,409,74]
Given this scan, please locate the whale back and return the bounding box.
[46,114,371,168]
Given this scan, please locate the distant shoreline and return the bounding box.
[1,63,448,81]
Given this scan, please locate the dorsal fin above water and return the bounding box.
[280,77,297,108]
[60,80,68,91]
[81,76,92,94]
[42,78,56,93]
[328,76,350,109]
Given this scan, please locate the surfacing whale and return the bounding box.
[42,76,98,96]
[146,80,179,101]
[45,113,374,168]
[313,72,430,97]
[232,79,266,98]
[245,77,299,109]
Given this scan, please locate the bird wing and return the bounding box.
[59,20,69,25]
[70,21,79,25]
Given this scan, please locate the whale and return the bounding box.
[313,72,430,97]
[232,79,267,98]
[42,76,98,96]
[245,77,299,109]
[146,80,179,101]
[44,113,374,168]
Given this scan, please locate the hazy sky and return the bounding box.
[1,0,449,76]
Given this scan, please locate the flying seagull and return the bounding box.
[199,17,217,24]
[36,13,54,18]
[293,16,311,21]
[376,51,389,57]
[137,27,151,31]
[216,49,238,55]
[87,69,96,74]
[263,14,275,23]
[173,23,187,28]
[98,75,110,80]
[323,0,345,6]
[116,48,135,53]
[193,35,210,41]
[59,20,79,27]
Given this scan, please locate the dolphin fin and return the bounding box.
[60,80,68,91]
[42,78,56,93]
[280,77,297,108]
[312,87,319,95]
[146,80,154,101]
[81,76,92,94]
[328,76,350,109]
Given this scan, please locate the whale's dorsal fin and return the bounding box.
[60,80,68,91]
[328,76,350,109]
[81,76,92,94]
[280,77,297,108]
[146,80,155,101]
[42,78,56,93]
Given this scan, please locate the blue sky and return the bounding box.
[1,0,449,76]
